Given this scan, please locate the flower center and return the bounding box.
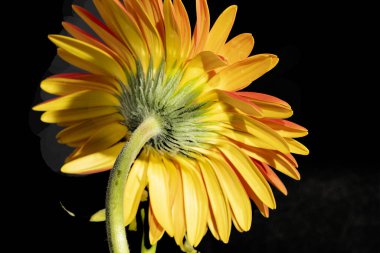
[119,61,209,157]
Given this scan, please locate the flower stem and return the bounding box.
[140,209,157,253]
[106,116,161,253]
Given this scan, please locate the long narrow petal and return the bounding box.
[94,0,150,69]
[191,0,210,56]
[41,74,120,96]
[285,138,310,155]
[123,149,149,225]
[68,122,127,160]
[165,158,186,245]
[215,90,263,118]
[147,150,174,236]
[56,113,122,145]
[62,22,126,67]
[139,0,165,40]
[128,0,164,68]
[61,142,124,174]
[204,110,290,153]
[49,35,126,83]
[72,5,135,70]
[198,158,230,243]
[178,157,208,246]
[149,204,165,245]
[241,145,300,180]
[217,141,276,209]
[207,54,279,91]
[205,151,252,231]
[163,0,182,70]
[33,90,119,111]
[41,107,118,123]
[205,5,237,53]
[253,160,288,196]
[173,0,191,59]
[259,118,308,138]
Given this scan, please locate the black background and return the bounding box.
[17,0,379,252]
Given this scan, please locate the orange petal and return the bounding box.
[207,54,279,91]
[191,0,210,56]
[72,5,135,71]
[253,160,288,196]
[173,0,191,59]
[215,90,263,118]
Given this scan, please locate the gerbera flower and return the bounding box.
[34,0,308,252]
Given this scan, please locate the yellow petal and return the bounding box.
[62,22,125,67]
[56,113,123,145]
[72,5,135,71]
[149,204,165,245]
[181,51,227,86]
[41,107,118,124]
[128,0,164,68]
[205,5,237,53]
[205,152,252,231]
[241,146,300,180]
[166,158,186,245]
[217,141,276,209]
[33,90,119,111]
[49,35,126,83]
[204,110,289,153]
[285,138,309,155]
[178,156,208,247]
[220,33,254,64]
[147,150,174,236]
[61,142,124,174]
[163,0,182,70]
[198,159,230,243]
[259,118,308,138]
[243,185,270,218]
[139,0,165,41]
[41,74,120,96]
[68,122,127,159]
[253,160,288,196]
[90,209,106,222]
[215,90,263,118]
[94,0,149,70]
[123,149,149,225]
[207,54,279,91]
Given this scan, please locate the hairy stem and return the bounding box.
[106,116,161,253]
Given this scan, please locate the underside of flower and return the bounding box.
[33,0,309,252]
[120,61,210,157]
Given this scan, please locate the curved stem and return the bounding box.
[106,116,161,253]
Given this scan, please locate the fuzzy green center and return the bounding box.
[119,62,210,156]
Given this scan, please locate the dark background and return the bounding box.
[17,0,379,252]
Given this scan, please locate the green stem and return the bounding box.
[106,116,161,253]
[140,209,157,253]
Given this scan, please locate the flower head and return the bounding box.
[34,0,308,249]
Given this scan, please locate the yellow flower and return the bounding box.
[34,0,308,250]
